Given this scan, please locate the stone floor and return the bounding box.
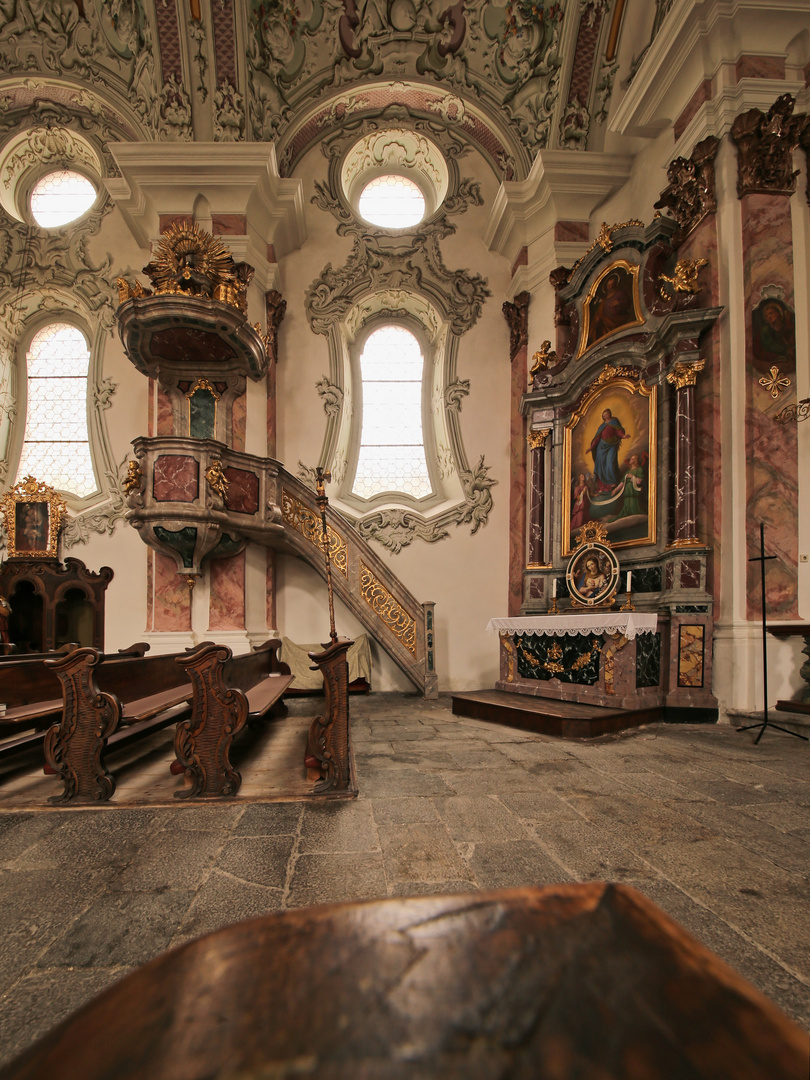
[1,693,809,1067]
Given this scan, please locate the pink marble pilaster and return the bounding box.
[266,548,276,629]
[741,194,798,619]
[508,345,527,616]
[208,552,246,631]
[152,552,191,631]
[232,392,246,452]
[267,363,277,457]
[156,386,173,436]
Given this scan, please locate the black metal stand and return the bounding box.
[737,523,808,743]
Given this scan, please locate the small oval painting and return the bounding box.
[566,542,620,607]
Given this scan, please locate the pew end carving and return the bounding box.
[44,648,120,804]
[174,643,249,799]
[305,638,356,796]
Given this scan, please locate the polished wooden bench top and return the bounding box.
[243,672,294,717]
[2,884,806,1080]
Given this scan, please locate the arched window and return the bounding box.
[352,325,432,500]
[16,324,97,498]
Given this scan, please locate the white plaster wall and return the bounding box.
[275,142,513,692]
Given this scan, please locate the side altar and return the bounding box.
[488,612,662,713]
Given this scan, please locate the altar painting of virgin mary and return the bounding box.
[562,374,657,555]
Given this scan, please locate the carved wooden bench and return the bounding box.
[0,644,150,769]
[43,647,194,802]
[174,640,294,798]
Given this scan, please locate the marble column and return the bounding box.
[526,429,551,567]
[665,361,704,547]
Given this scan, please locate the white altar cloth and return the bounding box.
[486,612,658,640]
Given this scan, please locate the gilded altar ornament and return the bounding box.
[528,341,556,386]
[359,561,416,654]
[775,397,810,424]
[0,476,67,559]
[116,277,151,304]
[659,258,708,299]
[122,460,143,496]
[281,489,348,577]
[136,222,253,315]
[759,366,791,400]
[568,220,646,279]
[527,429,550,451]
[187,378,220,399]
[666,359,705,390]
[205,459,229,499]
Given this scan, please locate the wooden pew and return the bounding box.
[174,640,293,798]
[44,648,194,803]
[0,643,153,768]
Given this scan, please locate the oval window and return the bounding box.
[358,174,426,229]
[30,169,97,228]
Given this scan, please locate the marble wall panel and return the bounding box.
[156,385,174,436]
[153,456,199,502]
[677,624,705,687]
[508,346,527,616]
[232,391,246,452]
[223,467,259,514]
[208,552,246,631]
[152,551,191,631]
[741,194,798,620]
[679,560,701,589]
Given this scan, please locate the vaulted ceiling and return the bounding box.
[0,1,650,181]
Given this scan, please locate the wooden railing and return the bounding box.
[127,437,438,698]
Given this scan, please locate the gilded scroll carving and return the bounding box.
[359,561,417,654]
[281,489,349,577]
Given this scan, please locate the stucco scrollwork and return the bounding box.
[316,375,344,417]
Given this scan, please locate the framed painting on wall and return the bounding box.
[576,260,644,359]
[561,367,657,555]
[0,476,67,559]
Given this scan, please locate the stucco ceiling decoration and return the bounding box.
[249,0,588,178]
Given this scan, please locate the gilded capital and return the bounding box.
[527,429,550,450]
[666,359,706,389]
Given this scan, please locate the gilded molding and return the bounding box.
[281,489,349,577]
[666,359,705,390]
[359,561,417,655]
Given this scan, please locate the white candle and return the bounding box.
[552,578,556,599]
[626,571,632,593]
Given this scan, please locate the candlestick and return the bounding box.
[552,577,556,599]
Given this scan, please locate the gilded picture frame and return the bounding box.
[561,366,657,556]
[0,476,67,559]
[575,260,644,360]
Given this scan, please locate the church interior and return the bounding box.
[1,0,810,1073]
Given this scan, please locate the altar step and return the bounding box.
[451,690,662,740]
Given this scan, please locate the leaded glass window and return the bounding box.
[30,170,96,228]
[358,175,425,228]
[353,325,431,500]
[16,324,97,497]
